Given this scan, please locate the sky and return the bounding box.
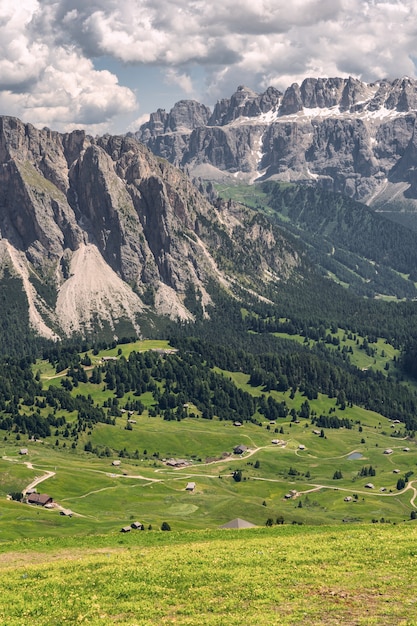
[1,0,417,135]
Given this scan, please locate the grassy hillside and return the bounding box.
[1,389,416,535]
[1,524,417,625]
[0,336,416,538]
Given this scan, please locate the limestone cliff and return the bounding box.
[136,78,417,210]
[0,116,300,340]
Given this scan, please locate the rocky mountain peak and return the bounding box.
[0,116,301,341]
[139,100,211,141]
[137,76,417,209]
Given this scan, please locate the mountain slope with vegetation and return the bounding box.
[0,116,303,350]
[1,314,417,531]
[3,114,417,354]
[215,180,417,298]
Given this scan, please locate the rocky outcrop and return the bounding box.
[208,85,282,125]
[140,100,211,140]
[0,116,300,340]
[136,77,417,209]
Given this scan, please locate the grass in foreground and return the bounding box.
[0,524,417,625]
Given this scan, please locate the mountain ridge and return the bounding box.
[0,116,301,344]
[136,77,417,211]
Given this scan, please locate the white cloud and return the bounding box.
[0,0,48,89]
[54,1,417,90]
[0,0,417,131]
[164,69,194,95]
[0,47,137,133]
[0,0,137,132]
[127,113,152,132]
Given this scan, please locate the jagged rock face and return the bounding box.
[208,85,282,125]
[136,77,417,208]
[0,116,300,340]
[185,125,265,173]
[139,100,211,141]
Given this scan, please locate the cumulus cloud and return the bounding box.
[57,1,417,90]
[164,69,194,95]
[0,0,48,90]
[0,0,137,132]
[0,0,417,131]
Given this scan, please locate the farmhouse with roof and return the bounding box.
[27,493,53,506]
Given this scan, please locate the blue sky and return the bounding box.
[1,1,417,134]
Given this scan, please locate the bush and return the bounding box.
[232,470,242,482]
[161,521,171,531]
[9,492,22,501]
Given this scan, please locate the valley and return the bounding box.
[2,97,417,623]
[2,335,417,540]
[1,0,417,610]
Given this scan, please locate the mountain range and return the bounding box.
[3,76,417,347]
[0,116,300,347]
[137,77,417,216]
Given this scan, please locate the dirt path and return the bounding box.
[22,469,56,495]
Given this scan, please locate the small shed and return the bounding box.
[60,509,73,517]
[403,447,410,452]
[166,458,189,467]
[344,496,352,502]
[19,448,28,455]
[233,421,242,427]
[298,444,305,450]
[112,460,121,466]
[131,522,143,530]
[233,445,247,455]
[384,448,393,455]
[120,526,131,533]
[365,483,375,489]
[186,482,196,491]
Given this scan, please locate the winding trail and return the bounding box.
[22,464,55,496]
[249,478,417,509]
[6,440,417,520]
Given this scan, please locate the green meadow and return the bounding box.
[1,393,416,540]
[1,524,417,625]
[2,338,417,623]
[1,335,416,540]
[269,327,401,376]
